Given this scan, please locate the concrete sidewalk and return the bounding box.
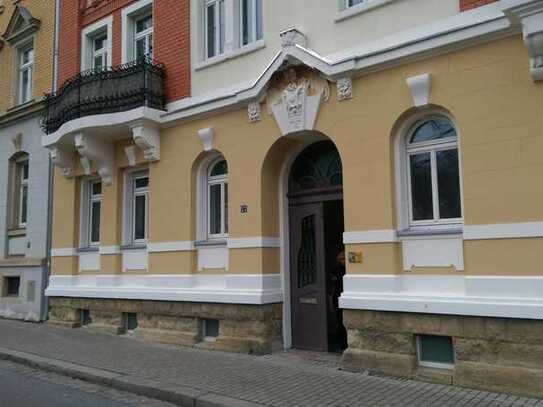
[0,319,540,407]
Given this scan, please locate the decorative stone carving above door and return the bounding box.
[266,67,330,136]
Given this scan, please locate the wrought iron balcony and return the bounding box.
[42,57,165,134]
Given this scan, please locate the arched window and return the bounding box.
[405,116,462,227]
[207,158,228,239]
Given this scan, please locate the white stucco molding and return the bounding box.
[406,73,431,107]
[464,221,543,240]
[49,146,74,177]
[336,77,353,101]
[343,230,398,244]
[339,274,543,320]
[99,245,121,255]
[148,241,194,252]
[74,132,115,186]
[130,120,160,162]
[279,27,307,48]
[51,248,78,257]
[124,146,136,167]
[227,237,281,249]
[247,101,261,123]
[198,127,214,151]
[501,0,543,81]
[45,274,283,305]
[11,133,22,154]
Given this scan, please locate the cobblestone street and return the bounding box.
[0,319,541,406]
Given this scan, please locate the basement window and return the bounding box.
[202,318,219,341]
[124,312,138,331]
[80,309,92,326]
[417,334,455,369]
[4,276,20,297]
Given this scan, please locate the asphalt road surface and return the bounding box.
[0,359,175,407]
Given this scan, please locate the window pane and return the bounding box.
[135,177,149,189]
[219,0,225,54]
[21,69,30,102]
[410,152,433,221]
[241,0,251,45]
[92,181,102,196]
[255,0,263,40]
[136,37,146,59]
[136,15,153,33]
[224,183,228,234]
[22,163,29,180]
[94,55,104,70]
[437,149,461,219]
[94,35,106,51]
[134,195,146,240]
[206,4,216,58]
[420,335,454,364]
[21,185,28,225]
[210,160,227,176]
[348,0,365,6]
[90,201,101,243]
[209,184,221,235]
[410,118,456,144]
[148,34,153,58]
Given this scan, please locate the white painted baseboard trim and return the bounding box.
[339,274,543,320]
[147,241,194,253]
[227,237,281,249]
[51,248,78,257]
[464,222,543,240]
[343,230,397,244]
[46,274,283,305]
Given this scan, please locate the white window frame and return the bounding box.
[204,0,226,59]
[133,13,154,60]
[336,0,397,22]
[18,43,33,105]
[416,335,455,370]
[405,116,462,229]
[121,0,154,64]
[123,169,149,246]
[16,157,29,229]
[206,157,228,240]
[79,178,102,248]
[239,0,262,47]
[394,111,464,233]
[81,16,113,71]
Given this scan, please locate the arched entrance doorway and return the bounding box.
[288,140,347,352]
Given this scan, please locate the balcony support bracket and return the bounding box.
[130,120,160,162]
[74,132,115,186]
[49,147,74,178]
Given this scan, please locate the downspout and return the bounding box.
[42,0,61,321]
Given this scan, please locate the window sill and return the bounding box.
[398,226,463,240]
[7,228,26,237]
[194,239,227,248]
[6,99,37,113]
[335,0,397,22]
[194,40,266,71]
[78,246,99,253]
[120,244,148,251]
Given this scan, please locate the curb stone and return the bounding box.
[0,346,265,407]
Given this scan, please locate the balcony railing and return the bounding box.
[42,57,165,134]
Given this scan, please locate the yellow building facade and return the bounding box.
[44,0,543,397]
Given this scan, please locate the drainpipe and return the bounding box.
[42,0,61,321]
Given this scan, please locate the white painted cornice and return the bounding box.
[501,0,543,81]
[74,133,115,185]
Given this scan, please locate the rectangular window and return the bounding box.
[92,33,108,70]
[88,180,102,245]
[134,14,153,59]
[4,277,21,297]
[131,172,149,244]
[409,152,433,222]
[417,335,455,369]
[17,159,29,228]
[240,0,263,46]
[202,318,219,341]
[347,0,366,6]
[205,0,225,58]
[19,45,34,104]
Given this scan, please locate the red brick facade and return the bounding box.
[57,0,190,102]
[460,0,498,11]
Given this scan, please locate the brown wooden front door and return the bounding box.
[289,202,328,351]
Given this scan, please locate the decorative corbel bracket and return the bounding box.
[502,0,543,81]
[74,132,115,185]
[124,146,137,167]
[198,127,214,151]
[336,77,353,101]
[130,120,160,162]
[49,146,74,177]
[248,101,262,123]
[11,133,22,154]
[406,73,432,107]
